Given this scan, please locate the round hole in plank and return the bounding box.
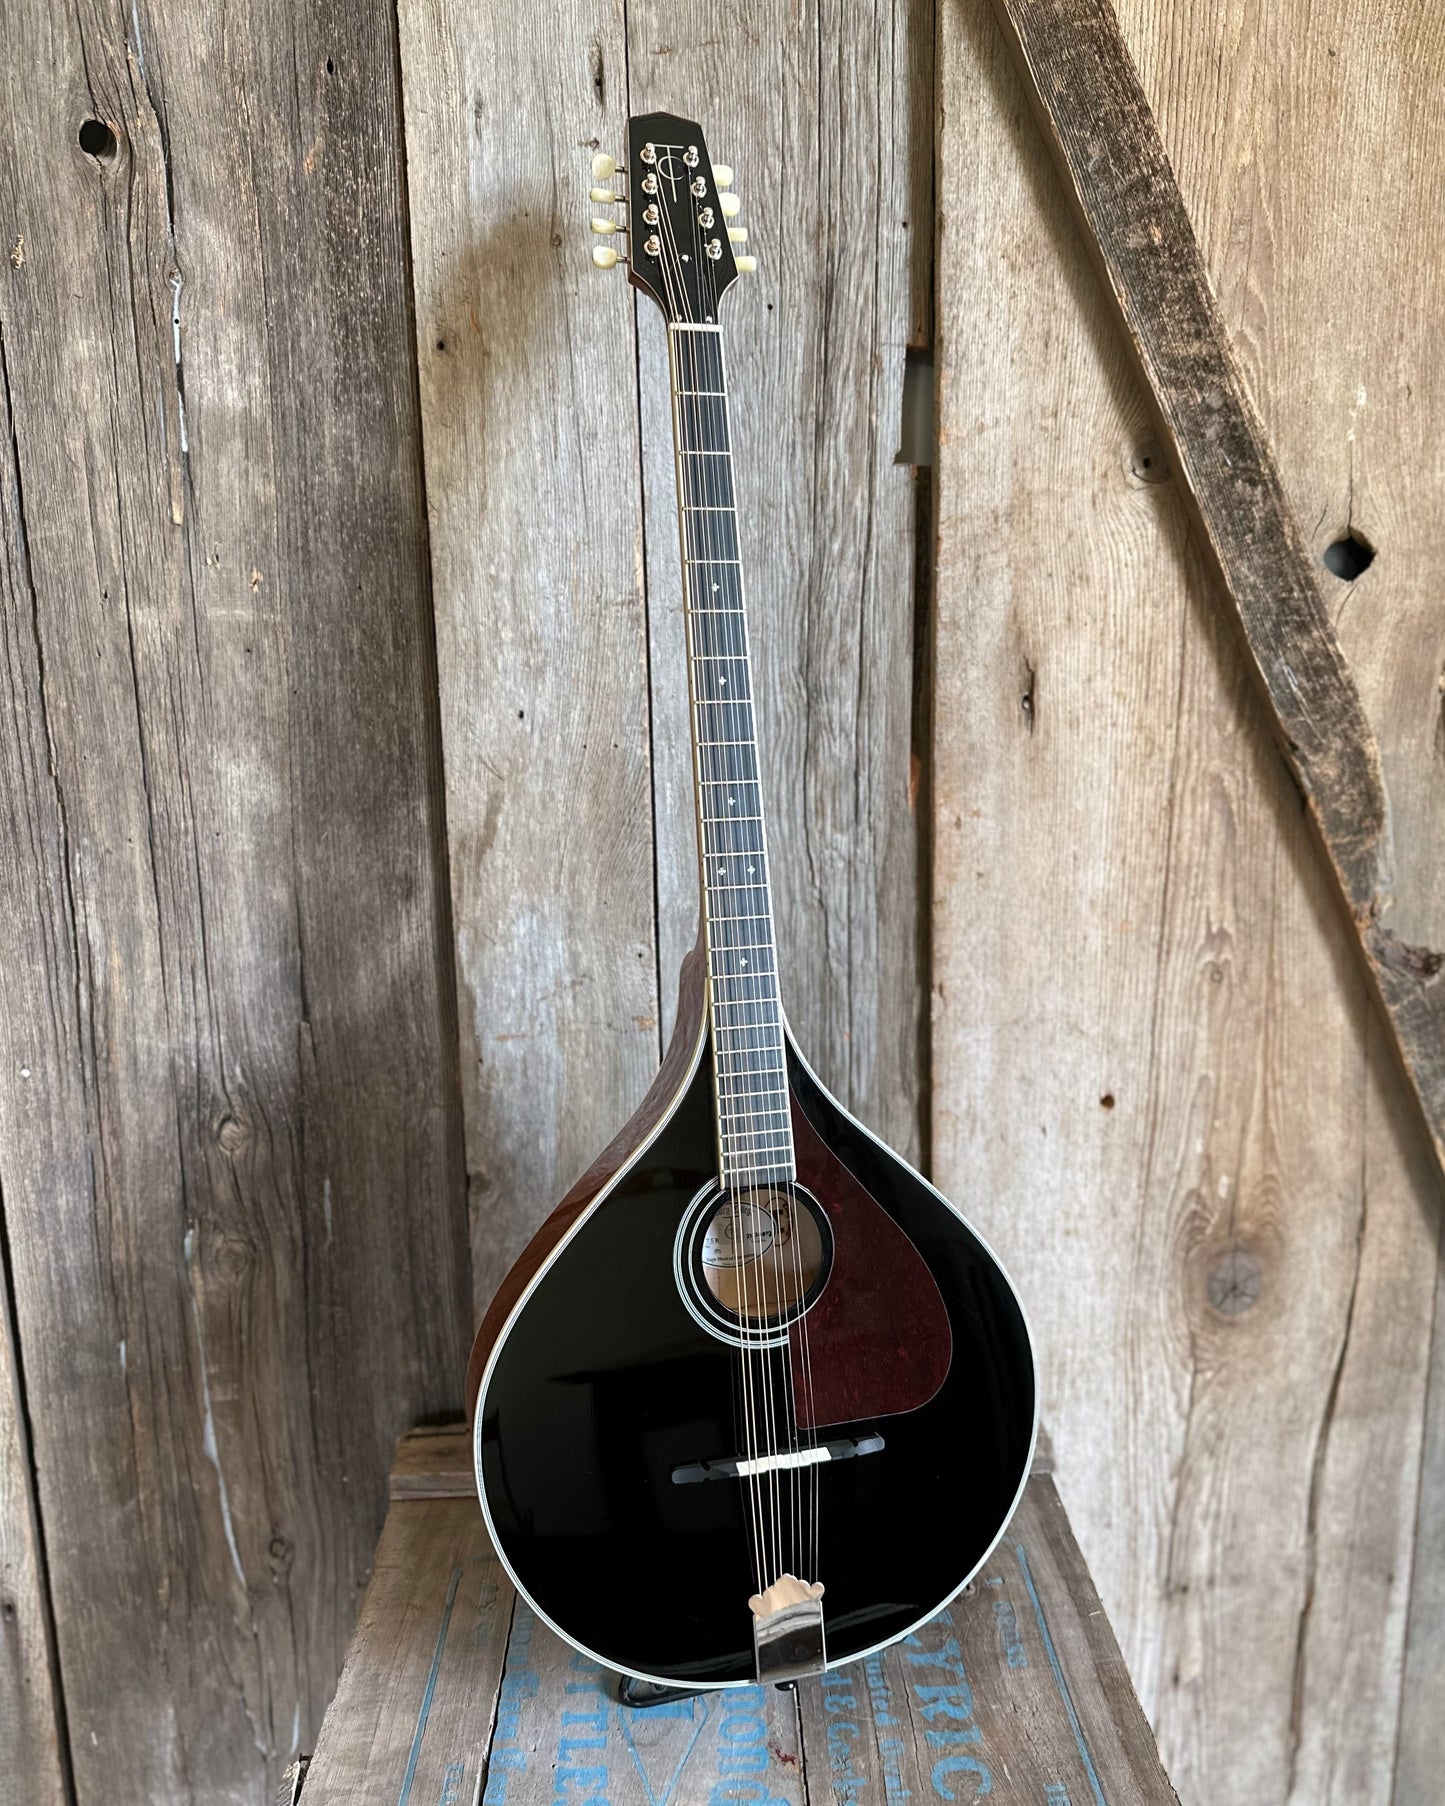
[1323,530,1375,580]
[79,117,118,161]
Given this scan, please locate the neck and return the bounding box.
[667,321,794,1185]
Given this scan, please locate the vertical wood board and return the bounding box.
[933,1,1440,1801]
[0,0,470,1797]
[1105,11,1445,1792]
[0,1224,66,1806]
[397,0,661,1320]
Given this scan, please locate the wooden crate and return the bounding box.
[295,1427,1178,1806]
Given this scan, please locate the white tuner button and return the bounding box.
[589,185,621,204]
[590,216,622,235]
[727,226,748,244]
[719,192,742,219]
[734,254,758,275]
[591,152,617,181]
[592,245,621,269]
[712,164,734,187]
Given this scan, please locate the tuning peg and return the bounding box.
[590,185,623,204]
[719,192,742,220]
[592,245,622,269]
[712,164,734,188]
[727,226,748,244]
[591,152,617,181]
[735,254,758,275]
[590,216,624,236]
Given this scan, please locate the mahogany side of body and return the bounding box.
[466,941,1038,1686]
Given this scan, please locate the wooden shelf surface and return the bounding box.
[295,1426,1178,1806]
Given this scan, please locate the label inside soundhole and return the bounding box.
[701,1197,776,1268]
[701,1188,825,1322]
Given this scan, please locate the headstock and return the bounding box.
[589,112,756,320]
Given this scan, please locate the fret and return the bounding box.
[714,1063,787,1082]
[674,387,727,397]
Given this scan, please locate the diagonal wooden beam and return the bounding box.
[982,0,1445,1186]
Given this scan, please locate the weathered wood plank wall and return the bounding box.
[935,3,1444,1803]
[397,0,931,1318]
[0,0,470,1800]
[1,0,1442,1801]
[396,0,661,1321]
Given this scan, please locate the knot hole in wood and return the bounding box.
[1207,1247,1262,1317]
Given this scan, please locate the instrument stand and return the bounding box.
[616,1675,798,1710]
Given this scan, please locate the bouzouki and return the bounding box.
[466,111,1037,1691]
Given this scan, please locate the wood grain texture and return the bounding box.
[990,0,1445,1188]
[396,1,662,1323]
[298,1496,512,1806]
[1397,1237,1445,1803]
[0,1234,65,1805]
[933,1,1441,1801]
[0,0,470,1798]
[627,0,932,1164]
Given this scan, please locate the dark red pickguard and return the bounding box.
[788,1095,952,1429]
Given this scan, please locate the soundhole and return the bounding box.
[677,1184,832,1343]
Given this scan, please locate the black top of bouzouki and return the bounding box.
[467,112,1037,1691]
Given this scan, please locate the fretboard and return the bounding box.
[668,323,794,1186]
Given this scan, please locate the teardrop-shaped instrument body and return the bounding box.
[467,944,1038,1688]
